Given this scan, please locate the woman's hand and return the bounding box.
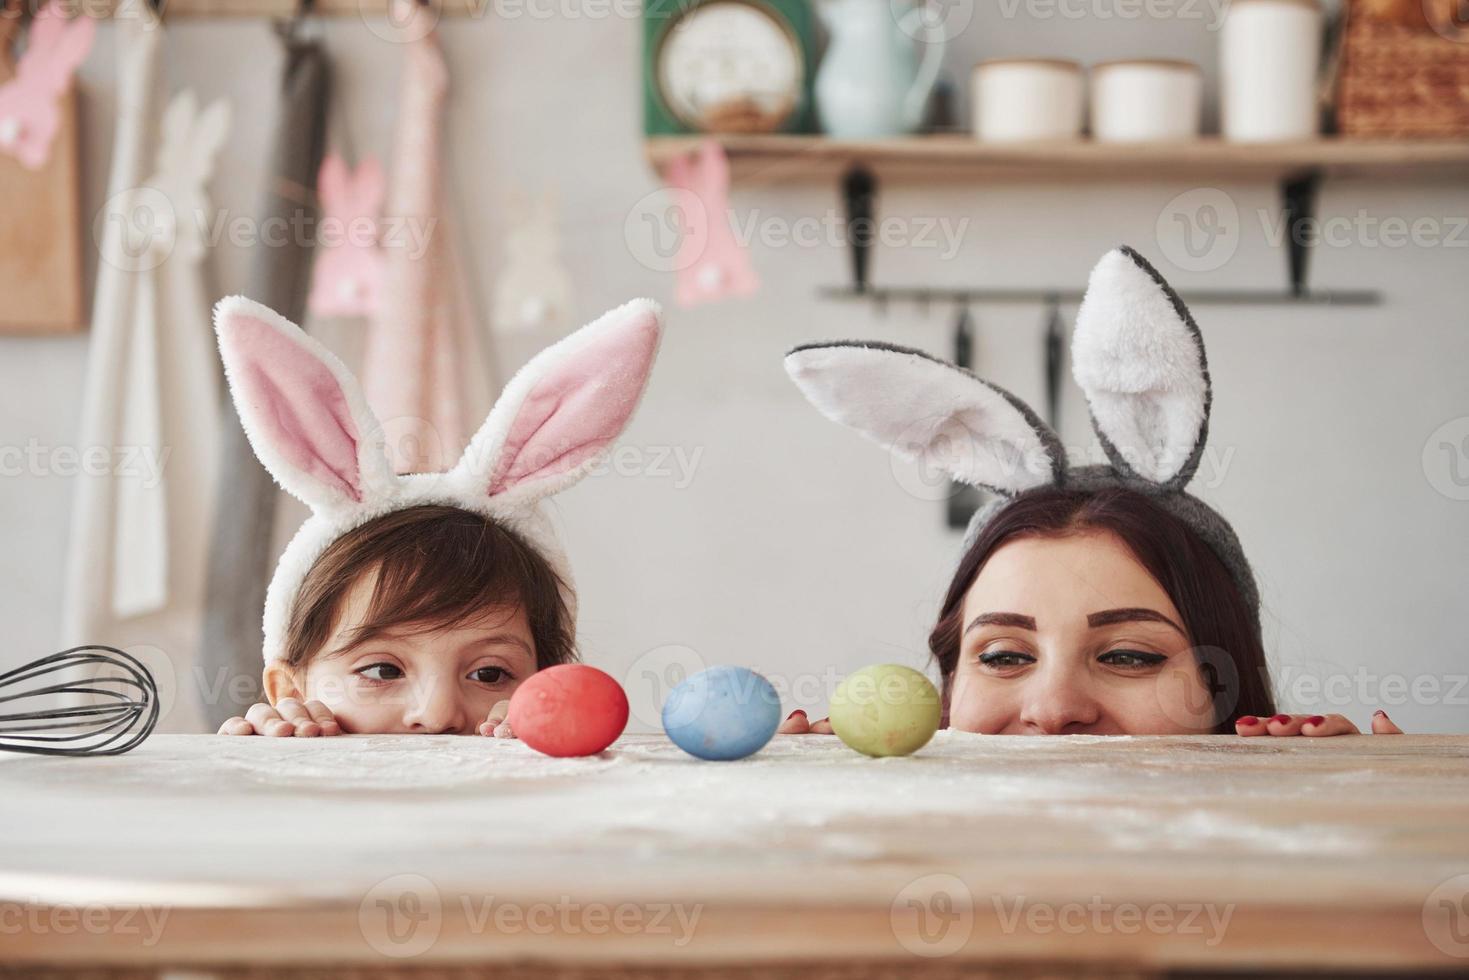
[777,709,834,735]
[478,700,516,738]
[1235,709,1404,737]
[218,699,341,736]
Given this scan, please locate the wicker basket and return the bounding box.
[1337,0,1469,137]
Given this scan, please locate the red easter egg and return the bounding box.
[507,664,629,757]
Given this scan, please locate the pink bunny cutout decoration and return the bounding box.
[213,293,664,664]
[307,153,385,318]
[0,5,95,171]
[663,139,757,308]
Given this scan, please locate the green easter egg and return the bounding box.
[829,664,942,757]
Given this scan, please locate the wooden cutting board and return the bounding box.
[0,14,84,334]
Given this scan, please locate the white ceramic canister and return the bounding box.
[1090,59,1203,142]
[1220,0,1324,142]
[971,59,1085,142]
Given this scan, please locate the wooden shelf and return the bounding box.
[90,0,488,16]
[645,134,1469,183]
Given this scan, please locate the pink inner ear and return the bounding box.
[488,309,659,496]
[226,313,364,502]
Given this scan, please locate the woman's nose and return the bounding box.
[403,678,469,734]
[1019,662,1102,735]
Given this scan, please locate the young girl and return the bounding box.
[210,294,662,736]
[782,246,1403,739]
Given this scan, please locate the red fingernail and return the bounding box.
[787,709,806,719]
[1373,709,1386,717]
[1271,714,1290,724]
[1238,715,1258,726]
[1306,716,1325,727]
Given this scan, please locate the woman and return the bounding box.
[782,247,1400,738]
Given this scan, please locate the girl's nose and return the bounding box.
[1019,663,1103,735]
[403,678,469,735]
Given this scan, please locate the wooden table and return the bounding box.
[2,732,1467,977]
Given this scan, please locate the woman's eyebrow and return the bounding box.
[1087,607,1186,635]
[964,611,1037,634]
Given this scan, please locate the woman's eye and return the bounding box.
[356,662,404,682]
[978,650,1035,669]
[468,666,512,685]
[1098,649,1168,670]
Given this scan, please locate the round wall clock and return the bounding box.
[649,0,809,134]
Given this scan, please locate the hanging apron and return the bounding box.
[61,17,162,652]
[363,29,483,475]
[197,26,329,727]
[61,15,229,733]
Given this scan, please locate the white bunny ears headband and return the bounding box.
[785,246,1259,620]
[214,295,663,664]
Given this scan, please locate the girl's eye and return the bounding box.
[356,662,404,682]
[468,666,512,685]
[978,650,1035,669]
[1098,649,1168,670]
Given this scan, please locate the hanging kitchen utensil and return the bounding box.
[946,303,987,530]
[198,16,329,727]
[1044,295,1064,428]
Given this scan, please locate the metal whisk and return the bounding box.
[0,646,159,756]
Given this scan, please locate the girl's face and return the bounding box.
[947,529,1213,736]
[267,571,539,734]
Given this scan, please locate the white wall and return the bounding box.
[3,5,1467,733]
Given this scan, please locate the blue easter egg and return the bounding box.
[662,666,782,761]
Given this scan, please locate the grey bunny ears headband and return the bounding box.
[784,246,1259,620]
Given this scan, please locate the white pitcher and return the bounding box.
[815,0,948,138]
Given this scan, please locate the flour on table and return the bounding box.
[1,731,1464,908]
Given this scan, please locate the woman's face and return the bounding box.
[267,571,539,734]
[947,529,1214,736]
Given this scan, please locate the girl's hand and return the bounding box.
[218,699,341,736]
[478,700,516,738]
[777,709,834,735]
[1234,709,1404,737]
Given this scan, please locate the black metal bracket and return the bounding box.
[820,285,1381,306]
[841,165,877,294]
[830,163,1382,307]
[1282,169,1322,298]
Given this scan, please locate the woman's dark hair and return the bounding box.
[928,487,1275,732]
[284,505,576,672]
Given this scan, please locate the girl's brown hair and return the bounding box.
[283,505,576,671]
[928,487,1276,732]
